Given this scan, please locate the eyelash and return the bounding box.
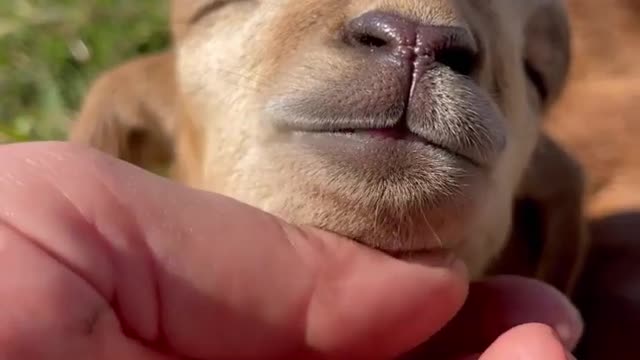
[524,60,548,103]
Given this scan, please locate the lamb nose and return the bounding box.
[343,11,478,76]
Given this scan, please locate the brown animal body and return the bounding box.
[543,1,640,358]
[69,0,592,356]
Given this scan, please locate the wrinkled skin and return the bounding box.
[0,142,582,359]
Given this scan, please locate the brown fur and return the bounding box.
[69,0,586,289]
[543,0,640,357]
[69,51,177,174]
[490,133,588,296]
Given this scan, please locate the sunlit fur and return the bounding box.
[163,0,571,276]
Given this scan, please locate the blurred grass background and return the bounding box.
[0,0,170,143]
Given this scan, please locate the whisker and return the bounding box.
[371,183,386,238]
[419,204,443,249]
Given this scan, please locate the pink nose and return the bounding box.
[343,10,479,76]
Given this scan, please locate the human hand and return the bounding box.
[0,142,581,359]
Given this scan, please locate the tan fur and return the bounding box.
[173,0,575,278]
[70,0,579,283]
[543,0,640,357]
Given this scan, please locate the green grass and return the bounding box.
[0,0,170,143]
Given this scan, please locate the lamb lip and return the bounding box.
[321,127,482,168]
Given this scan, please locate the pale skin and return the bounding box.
[0,142,581,360]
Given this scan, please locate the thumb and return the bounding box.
[0,141,468,359]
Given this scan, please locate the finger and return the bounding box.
[0,214,174,360]
[405,275,582,358]
[0,141,468,359]
[479,323,571,360]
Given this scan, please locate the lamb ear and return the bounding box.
[489,133,590,297]
[522,0,572,106]
[68,51,177,175]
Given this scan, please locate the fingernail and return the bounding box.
[553,326,578,360]
[554,323,573,346]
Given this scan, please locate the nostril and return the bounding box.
[344,11,416,50]
[353,33,388,48]
[419,26,479,76]
[343,11,479,76]
[435,46,478,76]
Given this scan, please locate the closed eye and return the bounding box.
[189,0,252,24]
